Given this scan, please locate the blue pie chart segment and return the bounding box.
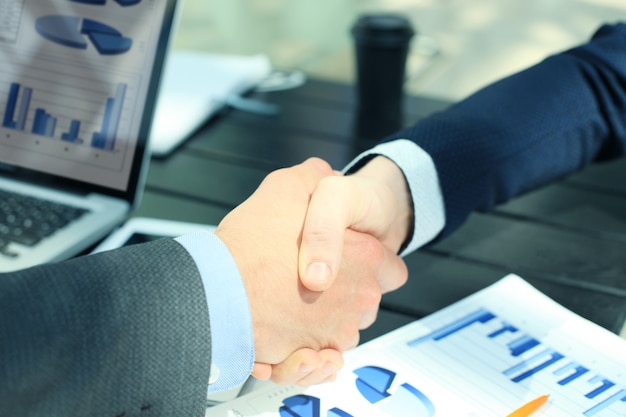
[279,394,321,417]
[87,31,132,54]
[35,15,132,55]
[354,366,394,403]
[354,366,436,417]
[81,18,121,36]
[36,16,88,49]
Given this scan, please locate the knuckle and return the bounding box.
[302,224,335,245]
[306,157,333,176]
[362,284,382,309]
[358,234,386,263]
[336,325,360,352]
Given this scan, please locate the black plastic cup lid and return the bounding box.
[351,13,415,47]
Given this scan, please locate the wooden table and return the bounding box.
[135,77,626,343]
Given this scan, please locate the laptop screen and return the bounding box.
[0,0,177,202]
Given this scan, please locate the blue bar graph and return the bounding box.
[2,82,20,128]
[407,308,496,347]
[92,83,126,150]
[61,120,83,143]
[586,376,615,399]
[401,303,626,416]
[507,335,540,357]
[2,81,127,150]
[554,362,589,385]
[32,108,56,136]
[503,348,565,383]
[584,389,626,416]
[488,323,518,338]
[15,87,32,130]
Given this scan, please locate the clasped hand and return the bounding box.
[216,156,412,386]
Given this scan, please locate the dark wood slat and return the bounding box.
[134,190,229,225]
[386,251,626,333]
[232,85,449,144]
[567,158,626,194]
[496,183,626,239]
[186,120,364,171]
[146,152,269,208]
[228,97,361,140]
[432,213,626,293]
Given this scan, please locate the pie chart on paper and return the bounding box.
[35,15,133,55]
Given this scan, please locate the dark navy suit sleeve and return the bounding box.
[384,22,626,241]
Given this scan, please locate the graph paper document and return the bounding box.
[205,274,626,417]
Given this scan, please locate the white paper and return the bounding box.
[206,274,626,417]
[149,51,271,156]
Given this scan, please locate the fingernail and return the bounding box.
[321,362,338,377]
[299,364,315,375]
[306,262,331,282]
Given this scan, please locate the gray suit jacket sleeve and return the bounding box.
[0,238,212,417]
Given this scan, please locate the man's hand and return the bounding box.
[299,156,414,292]
[252,348,344,386]
[216,158,408,371]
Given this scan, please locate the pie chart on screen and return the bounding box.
[35,15,132,55]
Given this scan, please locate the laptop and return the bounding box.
[0,0,179,272]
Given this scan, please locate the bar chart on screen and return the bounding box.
[205,275,626,417]
[0,59,137,171]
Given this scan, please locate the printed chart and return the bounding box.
[205,275,626,417]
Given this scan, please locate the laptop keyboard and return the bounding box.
[0,189,89,258]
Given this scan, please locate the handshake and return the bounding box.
[215,156,415,387]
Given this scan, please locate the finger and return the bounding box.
[270,349,344,387]
[378,246,409,295]
[286,157,335,193]
[293,358,343,387]
[268,348,324,386]
[254,157,334,207]
[251,362,273,381]
[299,177,364,292]
[358,247,408,331]
[299,175,398,292]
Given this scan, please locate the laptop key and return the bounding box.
[0,190,90,252]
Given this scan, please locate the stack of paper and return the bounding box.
[206,275,626,416]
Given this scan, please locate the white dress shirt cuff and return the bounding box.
[343,139,445,255]
[175,231,254,393]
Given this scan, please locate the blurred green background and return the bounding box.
[172,0,626,101]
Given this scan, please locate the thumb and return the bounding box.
[299,176,370,291]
